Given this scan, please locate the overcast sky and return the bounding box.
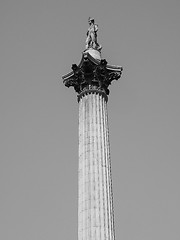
[0,0,180,239]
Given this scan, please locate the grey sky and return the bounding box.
[0,0,180,239]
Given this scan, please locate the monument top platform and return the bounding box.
[83,48,101,61]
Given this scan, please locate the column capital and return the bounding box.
[62,50,123,96]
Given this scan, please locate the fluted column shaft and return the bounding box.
[78,92,115,240]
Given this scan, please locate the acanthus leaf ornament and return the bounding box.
[63,52,123,99]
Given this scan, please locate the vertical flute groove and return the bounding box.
[102,97,110,240]
[99,94,106,240]
[96,94,101,240]
[85,95,88,240]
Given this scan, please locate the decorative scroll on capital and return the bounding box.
[62,52,123,99]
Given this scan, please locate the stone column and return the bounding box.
[62,48,122,240]
[78,91,115,240]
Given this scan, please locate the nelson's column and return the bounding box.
[62,18,123,240]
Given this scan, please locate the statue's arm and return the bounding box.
[94,24,98,32]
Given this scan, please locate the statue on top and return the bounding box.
[85,17,102,51]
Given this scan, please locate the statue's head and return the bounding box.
[88,17,94,24]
